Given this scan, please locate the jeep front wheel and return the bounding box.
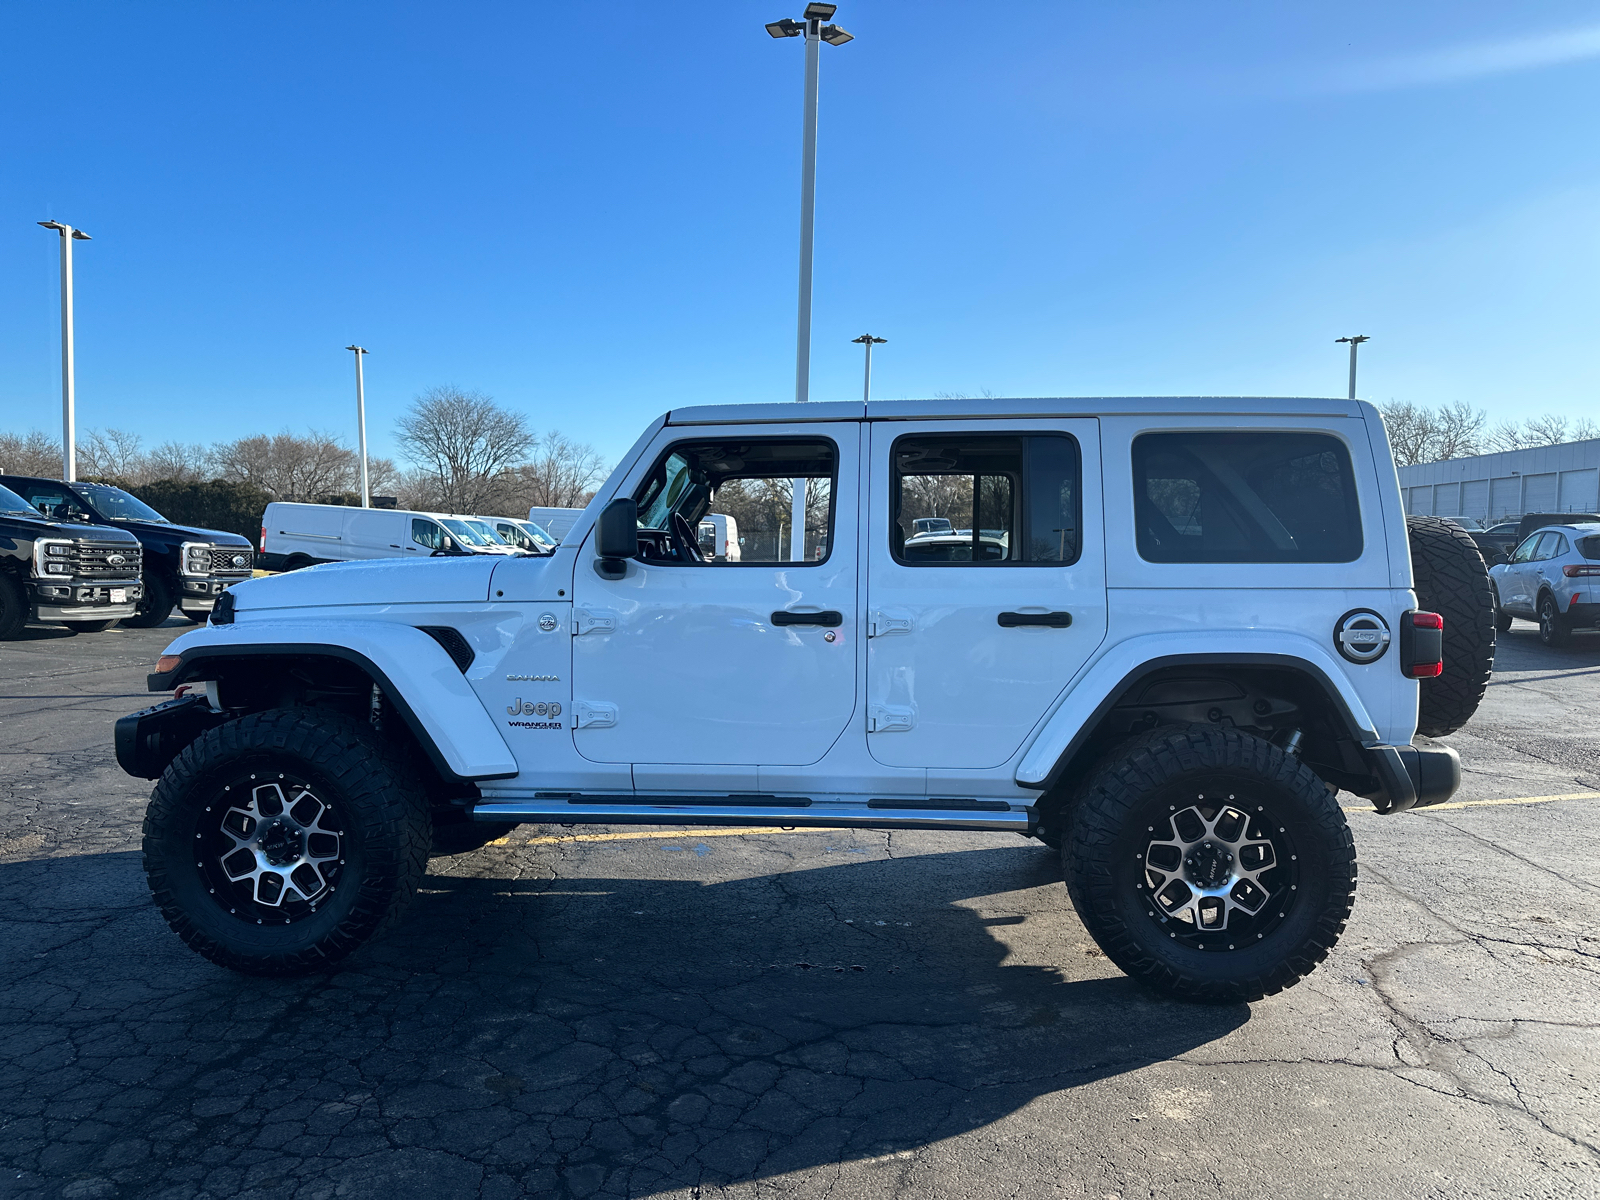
[1065,726,1356,1004]
[142,709,431,975]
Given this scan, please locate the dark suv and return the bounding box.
[0,482,143,638]
[0,476,254,627]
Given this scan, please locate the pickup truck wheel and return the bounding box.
[123,573,175,628]
[0,575,26,640]
[1407,515,1495,736]
[1064,726,1355,1004]
[142,709,431,975]
[63,619,117,633]
[1537,594,1571,647]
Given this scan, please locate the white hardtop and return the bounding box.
[666,396,1366,426]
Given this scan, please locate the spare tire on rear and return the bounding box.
[1407,515,1495,736]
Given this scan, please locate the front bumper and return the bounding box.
[115,694,228,779]
[33,580,143,623]
[1357,742,1461,814]
[179,574,251,609]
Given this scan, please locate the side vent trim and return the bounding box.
[418,626,474,673]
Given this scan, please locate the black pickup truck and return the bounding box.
[0,476,254,627]
[0,481,144,638]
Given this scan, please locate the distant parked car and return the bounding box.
[1489,521,1600,645]
[1469,522,1522,564]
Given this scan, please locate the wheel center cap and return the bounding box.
[1185,840,1233,888]
[259,820,301,867]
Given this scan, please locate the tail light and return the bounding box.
[1562,564,1600,577]
[1401,610,1443,679]
[260,525,267,553]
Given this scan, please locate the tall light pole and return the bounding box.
[1336,335,1369,400]
[768,3,853,561]
[852,333,886,401]
[38,221,92,482]
[345,346,371,507]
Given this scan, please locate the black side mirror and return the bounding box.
[595,498,637,579]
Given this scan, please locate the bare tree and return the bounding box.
[1377,400,1486,465]
[395,386,534,513]
[1523,413,1570,447]
[509,431,608,510]
[1431,401,1487,461]
[211,431,357,500]
[0,429,66,477]
[146,440,212,483]
[78,428,149,481]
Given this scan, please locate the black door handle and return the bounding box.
[997,611,1072,628]
[772,610,843,627]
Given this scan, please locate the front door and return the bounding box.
[570,424,860,771]
[865,419,1108,770]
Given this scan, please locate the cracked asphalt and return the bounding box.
[2,616,1598,1200]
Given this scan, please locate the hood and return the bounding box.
[104,519,252,546]
[0,512,140,544]
[229,555,501,614]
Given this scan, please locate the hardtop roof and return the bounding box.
[665,396,1365,425]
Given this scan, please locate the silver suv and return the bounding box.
[1490,522,1600,645]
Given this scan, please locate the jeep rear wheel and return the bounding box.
[1065,726,1356,1004]
[142,709,430,975]
[1407,515,1495,736]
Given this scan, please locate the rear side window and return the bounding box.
[1134,431,1362,564]
[1578,536,1600,561]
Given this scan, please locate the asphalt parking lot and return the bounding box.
[2,617,1598,1200]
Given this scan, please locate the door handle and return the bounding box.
[997,611,1072,628]
[772,610,843,627]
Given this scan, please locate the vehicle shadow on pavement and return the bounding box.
[0,843,1249,1199]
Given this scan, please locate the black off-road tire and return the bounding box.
[1064,726,1356,1004]
[0,574,27,640]
[1537,593,1571,647]
[63,618,118,633]
[430,806,516,857]
[1407,515,1495,736]
[1491,583,1514,633]
[143,709,431,975]
[123,572,175,628]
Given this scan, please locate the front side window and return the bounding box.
[891,434,1079,565]
[1511,535,1541,564]
[1134,431,1362,564]
[632,439,836,564]
[411,519,444,550]
[16,483,90,523]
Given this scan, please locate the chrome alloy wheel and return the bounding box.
[206,779,343,915]
[1140,798,1295,947]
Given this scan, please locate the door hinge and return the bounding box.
[868,705,915,733]
[868,610,914,638]
[572,701,618,729]
[572,608,618,636]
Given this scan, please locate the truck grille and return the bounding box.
[207,547,254,574]
[74,542,143,578]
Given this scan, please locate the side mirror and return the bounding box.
[595,498,637,579]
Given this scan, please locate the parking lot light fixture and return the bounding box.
[852,333,886,401]
[345,346,371,507]
[767,2,854,558]
[1335,335,1370,401]
[37,221,92,482]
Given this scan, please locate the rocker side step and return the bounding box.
[471,797,1034,833]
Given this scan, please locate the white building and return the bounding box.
[1398,438,1600,526]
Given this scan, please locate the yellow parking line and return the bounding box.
[1344,790,1600,814]
[482,791,1600,848]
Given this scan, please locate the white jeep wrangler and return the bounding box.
[117,398,1494,1002]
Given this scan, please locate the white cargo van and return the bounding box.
[526,506,584,543]
[260,503,509,570]
[479,516,557,553]
[696,513,741,561]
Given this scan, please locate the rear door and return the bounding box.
[864,419,1107,769]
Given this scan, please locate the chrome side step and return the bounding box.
[471,799,1034,834]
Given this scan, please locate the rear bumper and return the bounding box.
[1358,742,1461,814]
[1562,599,1600,628]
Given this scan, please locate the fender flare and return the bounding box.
[147,620,519,783]
[1014,632,1382,792]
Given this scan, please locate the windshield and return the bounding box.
[75,482,169,523]
[0,484,38,516]
[465,519,510,545]
[440,518,493,546]
[519,519,557,548]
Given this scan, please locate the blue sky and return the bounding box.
[2,1,1598,468]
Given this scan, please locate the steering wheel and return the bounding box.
[669,513,705,563]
